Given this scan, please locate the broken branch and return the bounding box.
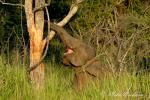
[46,0,84,41]
[0,0,24,7]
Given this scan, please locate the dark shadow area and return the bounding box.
[48,0,70,22]
[45,39,65,65]
[140,56,150,72]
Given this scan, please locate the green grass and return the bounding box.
[0,57,150,100]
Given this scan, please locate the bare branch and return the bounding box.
[0,0,24,7]
[45,7,50,34]
[119,27,150,73]
[74,0,85,4]
[46,0,85,41]
[58,0,84,26]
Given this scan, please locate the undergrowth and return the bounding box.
[0,56,150,100]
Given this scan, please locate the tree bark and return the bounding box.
[25,0,45,89]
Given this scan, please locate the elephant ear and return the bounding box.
[63,56,71,66]
[70,53,86,67]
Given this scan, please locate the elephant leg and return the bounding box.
[73,67,88,90]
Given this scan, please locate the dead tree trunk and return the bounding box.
[25,0,46,88]
[24,0,84,89]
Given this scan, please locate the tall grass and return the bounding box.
[0,56,150,100]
